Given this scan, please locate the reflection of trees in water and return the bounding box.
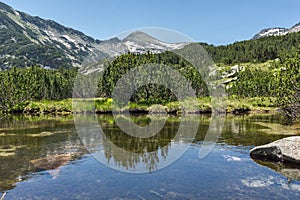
[0,117,85,192]
[219,114,286,146]
[103,128,176,153]
[97,115,208,172]
[0,114,287,190]
[101,117,178,172]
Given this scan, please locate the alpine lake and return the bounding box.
[1,113,300,200]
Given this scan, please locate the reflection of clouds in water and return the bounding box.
[241,176,275,188]
[282,183,300,191]
[242,175,300,191]
[223,155,242,161]
[149,188,192,199]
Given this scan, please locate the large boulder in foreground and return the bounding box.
[250,136,300,165]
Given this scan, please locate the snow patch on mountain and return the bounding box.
[0,1,189,69]
[120,31,189,55]
[253,22,300,39]
[87,31,189,59]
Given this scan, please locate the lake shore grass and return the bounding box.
[7,96,278,115]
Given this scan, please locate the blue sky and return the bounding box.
[1,0,300,45]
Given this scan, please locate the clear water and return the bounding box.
[0,114,300,200]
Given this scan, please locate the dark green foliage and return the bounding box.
[0,67,32,111]
[0,51,209,111]
[228,67,277,97]
[198,32,300,64]
[99,52,208,104]
[228,48,300,121]
[273,49,300,122]
[0,66,78,111]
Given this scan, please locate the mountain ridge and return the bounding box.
[1,1,300,70]
[0,1,102,69]
[0,1,187,69]
[253,22,300,39]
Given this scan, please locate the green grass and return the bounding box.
[16,96,278,115]
[24,99,73,114]
[226,96,276,113]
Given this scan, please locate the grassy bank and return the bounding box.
[6,96,277,115]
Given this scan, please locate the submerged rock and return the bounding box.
[250,136,300,164]
[30,153,74,171]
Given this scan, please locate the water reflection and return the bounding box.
[252,159,300,182]
[218,114,288,146]
[0,113,296,193]
[0,115,86,191]
[76,115,200,173]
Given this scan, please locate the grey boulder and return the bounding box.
[250,136,300,165]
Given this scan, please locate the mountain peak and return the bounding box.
[125,31,151,38]
[123,31,159,43]
[0,1,188,69]
[119,31,188,55]
[253,22,300,39]
[291,22,300,29]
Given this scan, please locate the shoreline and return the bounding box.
[2,97,278,116]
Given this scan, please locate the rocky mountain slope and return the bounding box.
[0,2,187,69]
[1,1,299,70]
[95,31,187,58]
[253,22,300,39]
[0,2,100,69]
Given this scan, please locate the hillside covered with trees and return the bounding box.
[200,31,300,64]
[0,47,299,122]
[0,24,299,121]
